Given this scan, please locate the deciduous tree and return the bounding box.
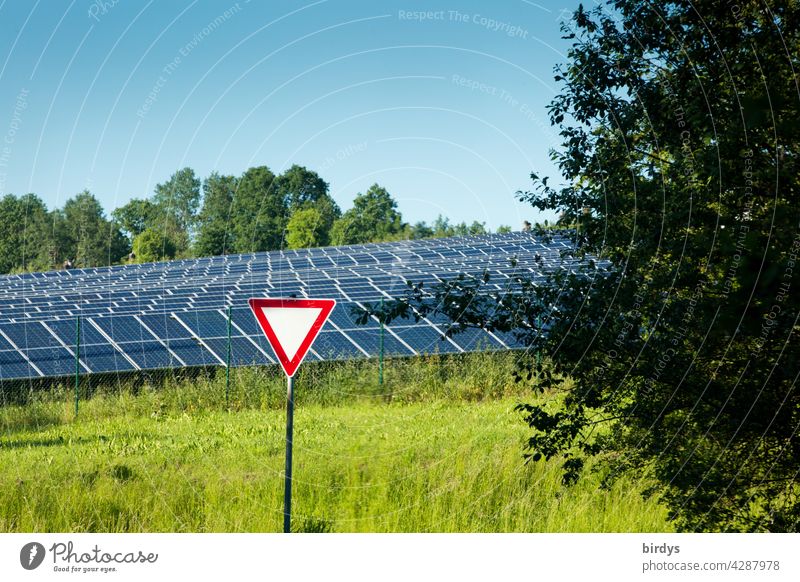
[360,1,800,531]
[152,167,201,254]
[195,172,237,257]
[61,190,128,268]
[112,198,157,240]
[331,184,403,245]
[0,193,52,272]
[286,207,326,249]
[230,166,285,253]
[132,228,177,263]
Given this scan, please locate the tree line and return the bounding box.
[0,164,511,273]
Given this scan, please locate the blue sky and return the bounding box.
[0,0,581,230]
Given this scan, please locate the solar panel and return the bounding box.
[0,232,578,380]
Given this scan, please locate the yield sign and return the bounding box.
[248,297,336,377]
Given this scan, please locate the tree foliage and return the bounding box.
[229,166,285,253]
[275,164,330,212]
[0,167,512,272]
[286,207,326,249]
[331,184,404,245]
[152,167,201,254]
[194,172,236,257]
[430,215,488,237]
[132,228,177,263]
[60,190,129,268]
[358,1,800,531]
[276,165,340,247]
[0,191,129,271]
[112,198,157,240]
[152,167,200,232]
[0,193,52,272]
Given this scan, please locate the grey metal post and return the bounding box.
[284,375,295,533]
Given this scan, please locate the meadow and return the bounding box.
[0,352,672,532]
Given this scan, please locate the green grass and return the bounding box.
[0,353,671,532]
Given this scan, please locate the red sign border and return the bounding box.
[248,297,336,377]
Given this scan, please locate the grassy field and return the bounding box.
[0,353,672,532]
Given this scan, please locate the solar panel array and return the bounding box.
[0,232,577,381]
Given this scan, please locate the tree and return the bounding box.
[152,167,200,254]
[306,195,341,246]
[286,207,326,249]
[331,184,403,245]
[229,166,286,253]
[17,193,54,271]
[360,2,800,531]
[410,221,434,239]
[513,2,800,532]
[61,190,128,268]
[431,215,451,237]
[0,194,53,273]
[276,165,340,247]
[455,221,487,236]
[429,215,488,237]
[406,219,494,240]
[132,228,177,263]
[496,225,512,234]
[195,172,237,257]
[112,198,157,239]
[274,164,329,211]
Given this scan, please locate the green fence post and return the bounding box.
[225,305,232,409]
[378,297,384,389]
[74,316,80,417]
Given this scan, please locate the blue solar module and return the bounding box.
[229,307,263,336]
[117,341,176,370]
[328,308,370,330]
[445,327,506,351]
[26,347,76,377]
[2,321,60,348]
[0,232,580,380]
[137,314,193,340]
[390,325,462,355]
[91,316,151,343]
[46,319,102,347]
[45,320,135,373]
[0,334,36,378]
[80,343,137,373]
[205,337,271,367]
[160,338,218,368]
[342,329,416,357]
[311,331,366,359]
[177,311,228,338]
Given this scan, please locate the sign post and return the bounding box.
[248,297,336,533]
[283,374,294,534]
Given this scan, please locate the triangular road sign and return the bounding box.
[248,298,336,377]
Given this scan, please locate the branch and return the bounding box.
[633,147,674,166]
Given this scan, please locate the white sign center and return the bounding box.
[260,306,323,361]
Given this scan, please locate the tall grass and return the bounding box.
[0,353,670,532]
[1,351,538,424]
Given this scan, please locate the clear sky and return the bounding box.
[0,0,580,230]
